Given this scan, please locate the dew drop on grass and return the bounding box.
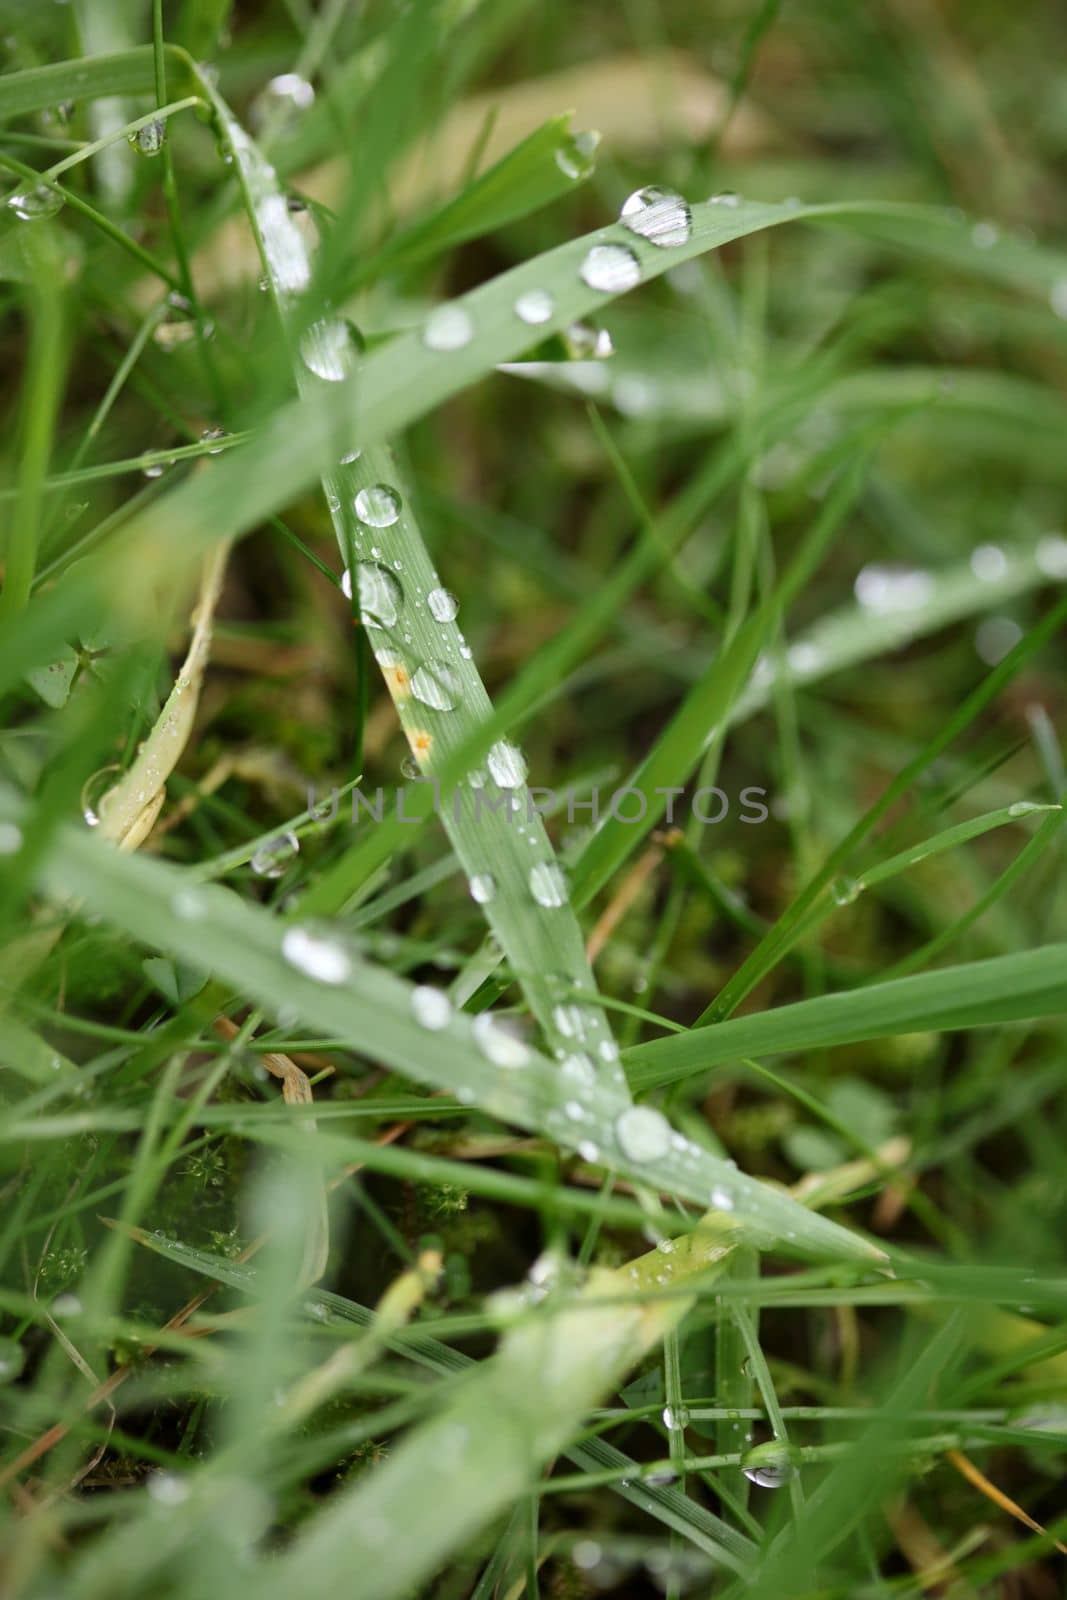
[423,304,474,351]
[708,190,740,207]
[250,831,299,878]
[0,1336,24,1382]
[561,1051,595,1086]
[300,318,354,381]
[1008,801,1043,817]
[529,861,569,907]
[351,561,403,626]
[0,822,23,855]
[710,1184,735,1212]
[580,242,642,293]
[411,985,452,1030]
[7,183,64,221]
[620,186,692,247]
[831,875,860,906]
[854,564,934,613]
[662,1405,690,1431]
[355,484,402,528]
[1050,278,1067,321]
[487,739,527,788]
[281,924,351,985]
[131,118,166,156]
[263,72,315,110]
[971,219,999,249]
[469,873,497,904]
[555,128,599,181]
[147,1471,190,1507]
[615,1104,671,1163]
[410,660,461,711]
[740,1441,796,1488]
[578,1139,600,1163]
[427,586,459,622]
[1036,534,1067,577]
[473,1013,530,1069]
[340,447,362,465]
[975,616,1022,664]
[200,426,227,454]
[514,288,555,325]
[970,543,1008,581]
[565,321,614,360]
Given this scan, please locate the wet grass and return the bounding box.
[1,2,1066,1596]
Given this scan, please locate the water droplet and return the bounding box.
[710,1184,735,1212]
[349,561,403,626]
[266,72,315,109]
[529,861,569,907]
[7,183,64,221]
[971,543,1007,581]
[1008,801,1042,817]
[469,873,497,904]
[173,887,206,920]
[615,1104,671,1163]
[975,616,1022,665]
[0,1336,24,1383]
[472,1013,530,1068]
[514,288,555,325]
[555,129,599,181]
[51,1293,82,1318]
[577,1139,600,1163]
[831,875,860,907]
[487,739,527,788]
[662,1405,690,1431]
[340,447,362,465]
[1036,534,1067,578]
[427,587,459,622]
[131,118,165,156]
[423,304,474,352]
[740,1440,796,1488]
[553,1002,596,1041]
[281,924,351,985]
[355,484,401,528]
[300,319,354,381]
[971,219,999,250]
[147,1471,190,1506]
[200,426,227,455]
[412,985,452,1030]
[0,821,23,855]
[620,185,692,247]
[410,659,461,712]
[250,830,299,878]
[854,564,934,614]
[708,190,740,207]
[561,1052,595,1086]
[580,242,642,293]
[1050,278,1067,321]
[564,321,614,360]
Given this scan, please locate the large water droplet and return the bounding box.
[970,543,1008,581]
[514,288,555,325]
[423,304,474,352]
[615,1104,671,1163]
[620,186,692,248]
[251,830,299,878]
[281,924,351,984]
[412,985,452,1030]
[300,319,354,382]
[555,129,599,181]
[131,118,166,157]
[831,875,860,907]
[355,484,401,528]
[740,1441,796,1488]
[427,587,459,622]
[487,739,527,788]
[854,564,934,614]
[529,861,569,907]
[348,561,403,626]
[473,1013,530,1068]
[410,659,461,712]
[580,243,642,293]
[662,1404,690,1431]
[7,183,64,221]
[469,873,497,904]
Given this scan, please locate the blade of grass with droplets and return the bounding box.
[212,91,628,1091]
[0,788,883,1263]
[625,944,1067,1093]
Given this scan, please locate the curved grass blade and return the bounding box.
[211,91,628,1090]
[625,944,1067,1093]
